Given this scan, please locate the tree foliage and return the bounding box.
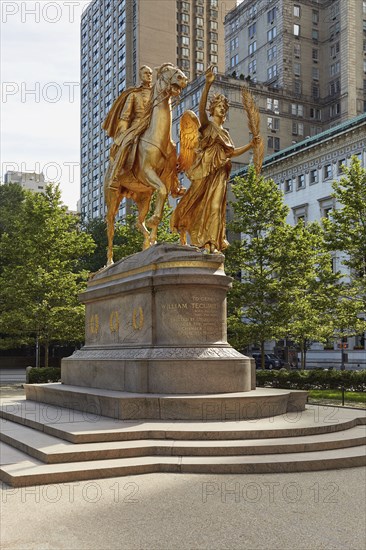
[225,166,290,365]
[0,184,95,365]
[324,156,366,310]
[226,165,363,369]
[81,200,179,272]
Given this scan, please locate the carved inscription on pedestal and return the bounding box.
[159,293,224,344]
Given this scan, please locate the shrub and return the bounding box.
[256,369,366,391]
[28,367,61,384]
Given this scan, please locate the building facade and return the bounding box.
[234,113,366,368]
[80,0,235,220]
[225,0,366,128]
[4,171,47,194]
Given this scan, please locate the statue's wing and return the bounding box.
[178,110,200,173]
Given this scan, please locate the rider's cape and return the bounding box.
[102,86,141,138]
[103,86,153,178]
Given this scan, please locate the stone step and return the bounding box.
[1,442,365,486]
[1,398,365,444]
[0,418,365,464]
[24,383,308,421]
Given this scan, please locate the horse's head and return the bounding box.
[155,63,188,97]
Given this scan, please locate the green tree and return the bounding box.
[0,183,25,265]
[281,222,343,369]
[0,185,95,366]
[226,167,290,367]
[324,156,366,308]
[82,200,179,272]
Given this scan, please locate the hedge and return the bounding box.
[256,369,366,392]
[28,367,61,384]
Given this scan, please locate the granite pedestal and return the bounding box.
[25,244,307,420]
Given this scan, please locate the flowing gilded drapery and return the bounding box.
[171,121,234,251]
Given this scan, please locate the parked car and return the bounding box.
[251,353,284,370]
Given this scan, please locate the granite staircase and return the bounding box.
[1,397,365,487]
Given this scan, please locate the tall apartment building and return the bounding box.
[225,0,366,128]
[80,0,235,220]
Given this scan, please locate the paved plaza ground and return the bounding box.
[1,386,365,550]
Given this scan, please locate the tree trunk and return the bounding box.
[44,341,49,368]
[261,341,265,369]
[300,341,305,370]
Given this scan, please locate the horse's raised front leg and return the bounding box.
[143,167,168,245]
[105,186,123,266]
[135,192,152,250]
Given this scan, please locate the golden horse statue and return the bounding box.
[103,63,188,265]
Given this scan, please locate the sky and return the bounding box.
[1,1,244,210]
[1,0,92,210]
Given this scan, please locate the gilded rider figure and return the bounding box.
[102,65,153,191]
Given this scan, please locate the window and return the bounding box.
[312,48,318,61]
[294,5,300,17]
[182,36,190,46]
[267,64,277,79]
[310,169,318,184]
[331,42,340,56]
[267,45,277,61]
[196,17,203,27]
[210,21,218,31]
[285,179,293,193]
[196,39,204,49]
[230,37,239,51]
[310,108,321,120]
[294,44,301,58]
[337,159,346,174]
[209,32,218,41]
[267,136,280,151]
[181,13,189,23]
[267,7,276,23]
[291,103,303,116]
[267,117,280,130]
[329,80,340,95]
[294,63,301,76]
[312,29,319,41]
[196,50,204,61]
[231,54,239,68]
[267,98,279,114]
[297,174,305,189]
[249,41,257,55]
[312,85,319,99]
[330,62,340,76]
[330,103,341,117]
[248,59,256,73]
[312,10,319,24]
[312,67,319,80]
[292,122,304,135]
[324,164,332,179]
[294,24,300,37]
[267,27,277,41]
[181,47,189,58]
[210,54,218,64]
[248,23,256,38]
[294,80,302,94]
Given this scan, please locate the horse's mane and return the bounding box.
[155,63,176,78]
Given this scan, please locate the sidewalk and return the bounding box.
[1,386,365,550]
